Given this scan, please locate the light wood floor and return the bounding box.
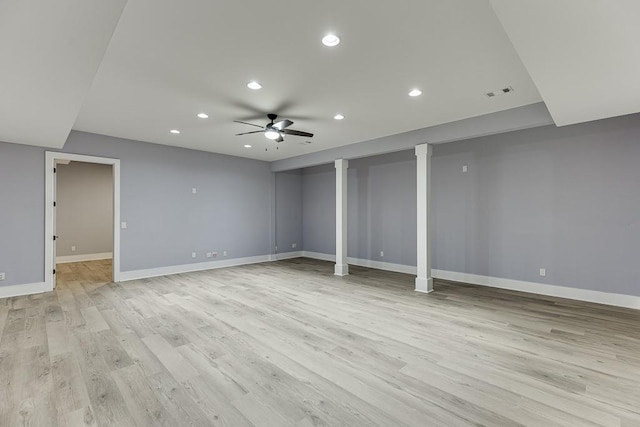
[1,258,639,426]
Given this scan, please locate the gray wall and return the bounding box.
[301,153,416,265]
[0,131,274,287]
[275,170,303,254]
[302,164,335,255]
[432,114,640,297]
[56,162,113,257]
[348,151,416,265]
[0,142,45,287]
[300,114,640,297]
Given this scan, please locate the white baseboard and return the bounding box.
[302,251,336,262]
[299,252,639,310]
[432,269,640,310]
[301,251,417,275]
[348,257,417,275]
[0,282,52,299]
[274,251,303,260]
[119,254,272,281]
[56,252,113,264]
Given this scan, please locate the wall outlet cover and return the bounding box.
[191,252,196,258]
[192,188,197,194]
[211,252,218,258]
[539,268,546,277]
[462,165,468,173]
[380,251,384,257]
[121,222,127,229]
[223,251,227,257]
[71,246,76,252]
[0,273,5,281]
[292,243,297,248]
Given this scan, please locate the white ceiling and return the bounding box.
[71,0,542,160]
[3,1,638,161]
[0,0,127,147]
[490,0,640,127]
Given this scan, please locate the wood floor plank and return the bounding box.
[1,258,639,426]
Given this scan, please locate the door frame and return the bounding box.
[45,151,121,289]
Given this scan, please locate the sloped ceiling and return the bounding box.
[490,0,640,126]
[0,0,128,148]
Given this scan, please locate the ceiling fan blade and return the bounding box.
[283,129,314,138]
[234,120,264,129]
[273,119,293,130]
[275,135,284,143]
[235,130,264,136]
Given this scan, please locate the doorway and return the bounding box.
[45,152,121,290]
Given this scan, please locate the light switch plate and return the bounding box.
[462,165,468,173]
[539,268,546,277]
[121,222,127,229]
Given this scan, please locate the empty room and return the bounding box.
[1,1,639,426]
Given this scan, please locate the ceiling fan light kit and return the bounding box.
[234,113,313,148]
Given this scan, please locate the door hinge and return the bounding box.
[54,167,57,173]
[53,235,57,241]
[53,201,56,207]
[53,269,56,275]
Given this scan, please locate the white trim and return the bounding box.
[274,251,303,260]
[432,269,640,310]
[56,252,113,264]
[335,264,349,276]
[0,282,51,299]
[415,277,434,294]
[335,159,349,276]
[302,251,336,262]
[348,257,417,275]
[119,255,271,282]
[299,252,639,309]
[415,143,433,293]
[302,251,418,275]
[45,152,121,289]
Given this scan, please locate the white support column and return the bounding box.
[415,144,433,293]
[335,159,349,276]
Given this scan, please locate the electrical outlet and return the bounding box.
[121,221,127,229]
[0,273,5,281]
[292,243,297,248]
[539,268,546,277]
[71,245,76,252]
[206,252,212,258]
[462,164,468,173]
[191,252,196,258]
[380,251,384,257]
[223,251,227,257]
[192,188,197,194]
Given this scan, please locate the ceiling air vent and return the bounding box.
[486,86,514,97]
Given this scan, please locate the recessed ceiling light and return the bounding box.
[244,144,252,148]
[322,34,340,47]
[408,89,422,97]
[170,129,180,134]
[247,81,262,90]
[334,114,345,120]
[197,113,209,119]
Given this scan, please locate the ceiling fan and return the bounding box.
[234,114,313,143]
